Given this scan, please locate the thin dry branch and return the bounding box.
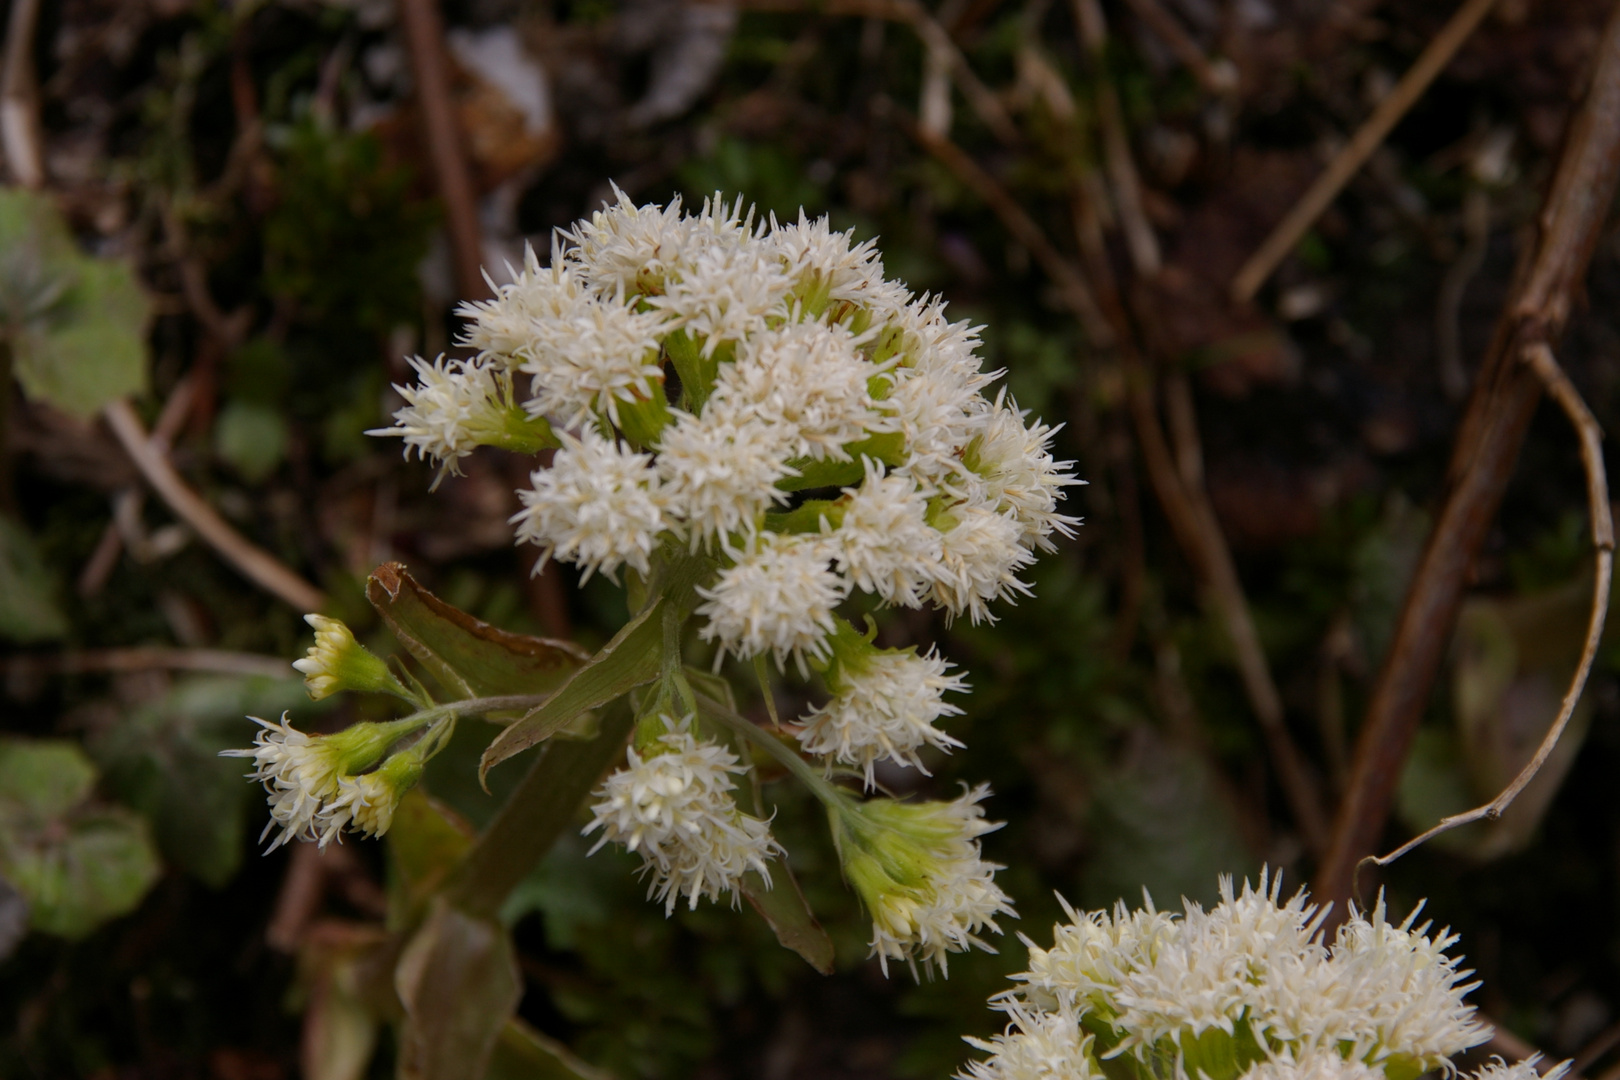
[1231,0,1501,303]
[718,0,1020,146]
[1315,0,1620,908]
[78,375,199,597]
[2,647,293,681]
[398,0,489,302]
[104,399,327,613]
[1364,343,1612,871]
[1119,0,1236,95]
[1072,0,1162,277]
[900,112,1112,341]
[0,0,44,188]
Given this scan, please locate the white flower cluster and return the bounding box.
[958,874,1559,1080]
[377,189,1080,654]
[584,716,782,913]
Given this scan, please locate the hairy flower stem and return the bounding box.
[695,691,849,809]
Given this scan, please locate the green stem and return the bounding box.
[394,693,557,727]
[445,701,635,919]
[695,692,848,808]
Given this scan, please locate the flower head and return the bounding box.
[369,356,553,482]
[696,532,845,673]
[959,1002,1102,1080]
[584,715,781,913]
[832,783,1014,977]
[512,427,671,582]
[312,748,424,846]
[980,873,1499,1080]
[798,618,967,785]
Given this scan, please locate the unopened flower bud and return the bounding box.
[291,615,407,701]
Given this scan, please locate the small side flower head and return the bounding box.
[291,615,407,701]
[584,714,781,914]
[830,783,1014,978]
[311,745,426,848]
[368,356,555,484]
[798,617,967,786]
[695,532,845,674]
[222,715,415,849]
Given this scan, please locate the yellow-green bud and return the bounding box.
[292,615,408,701]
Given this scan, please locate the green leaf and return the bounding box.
[486,1018,612,1080]
[367,562,588,702]
[3,806,161,939]
[0,738,95,820]
[738,867,835,974]
[394,898,522,1080]
[12,256,151,417]
[214,399,290,482]
[477,599,663,782]
[91,676,309,887]
[387,789,474,918]
[0,516,68,643]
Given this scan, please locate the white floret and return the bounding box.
[512,428,671,582]
[695,532,845,673]
[517,289,667,429]
[584,717,781,914]
[457,239,586,364]
[769,211,912,318]
[832,469,941,607]
[959,1002,1101,1080]
[971,395,1084,552]
[711,320,893,461]
[372,356,505,475]
[798,647,967,786]
[565,185,698,297]
[925,502,1036,623]
[656,410,796,550]
[651,233,794,353]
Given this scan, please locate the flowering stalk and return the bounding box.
[234,189,1083,978]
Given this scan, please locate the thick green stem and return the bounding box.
[445,702,635,919]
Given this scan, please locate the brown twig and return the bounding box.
[104,399,327,613]
[899,112,1112,342]
[1129,368,1331,851]
[78,376,200,597]
[398,0,490,303]
[1,647,293,681]
[1436,187,1491,401]
[1119,0,1236,96]
[1315,0,1620,909]
[0,0,44,188]
[719,0,1021,146]
[1363,344,1612,872]
[1231,0,1502,303]
[1072,0,1162,277]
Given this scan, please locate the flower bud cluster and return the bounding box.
[222,711,426,850]
[959,873,1558,1080]
[225,616,440,849]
